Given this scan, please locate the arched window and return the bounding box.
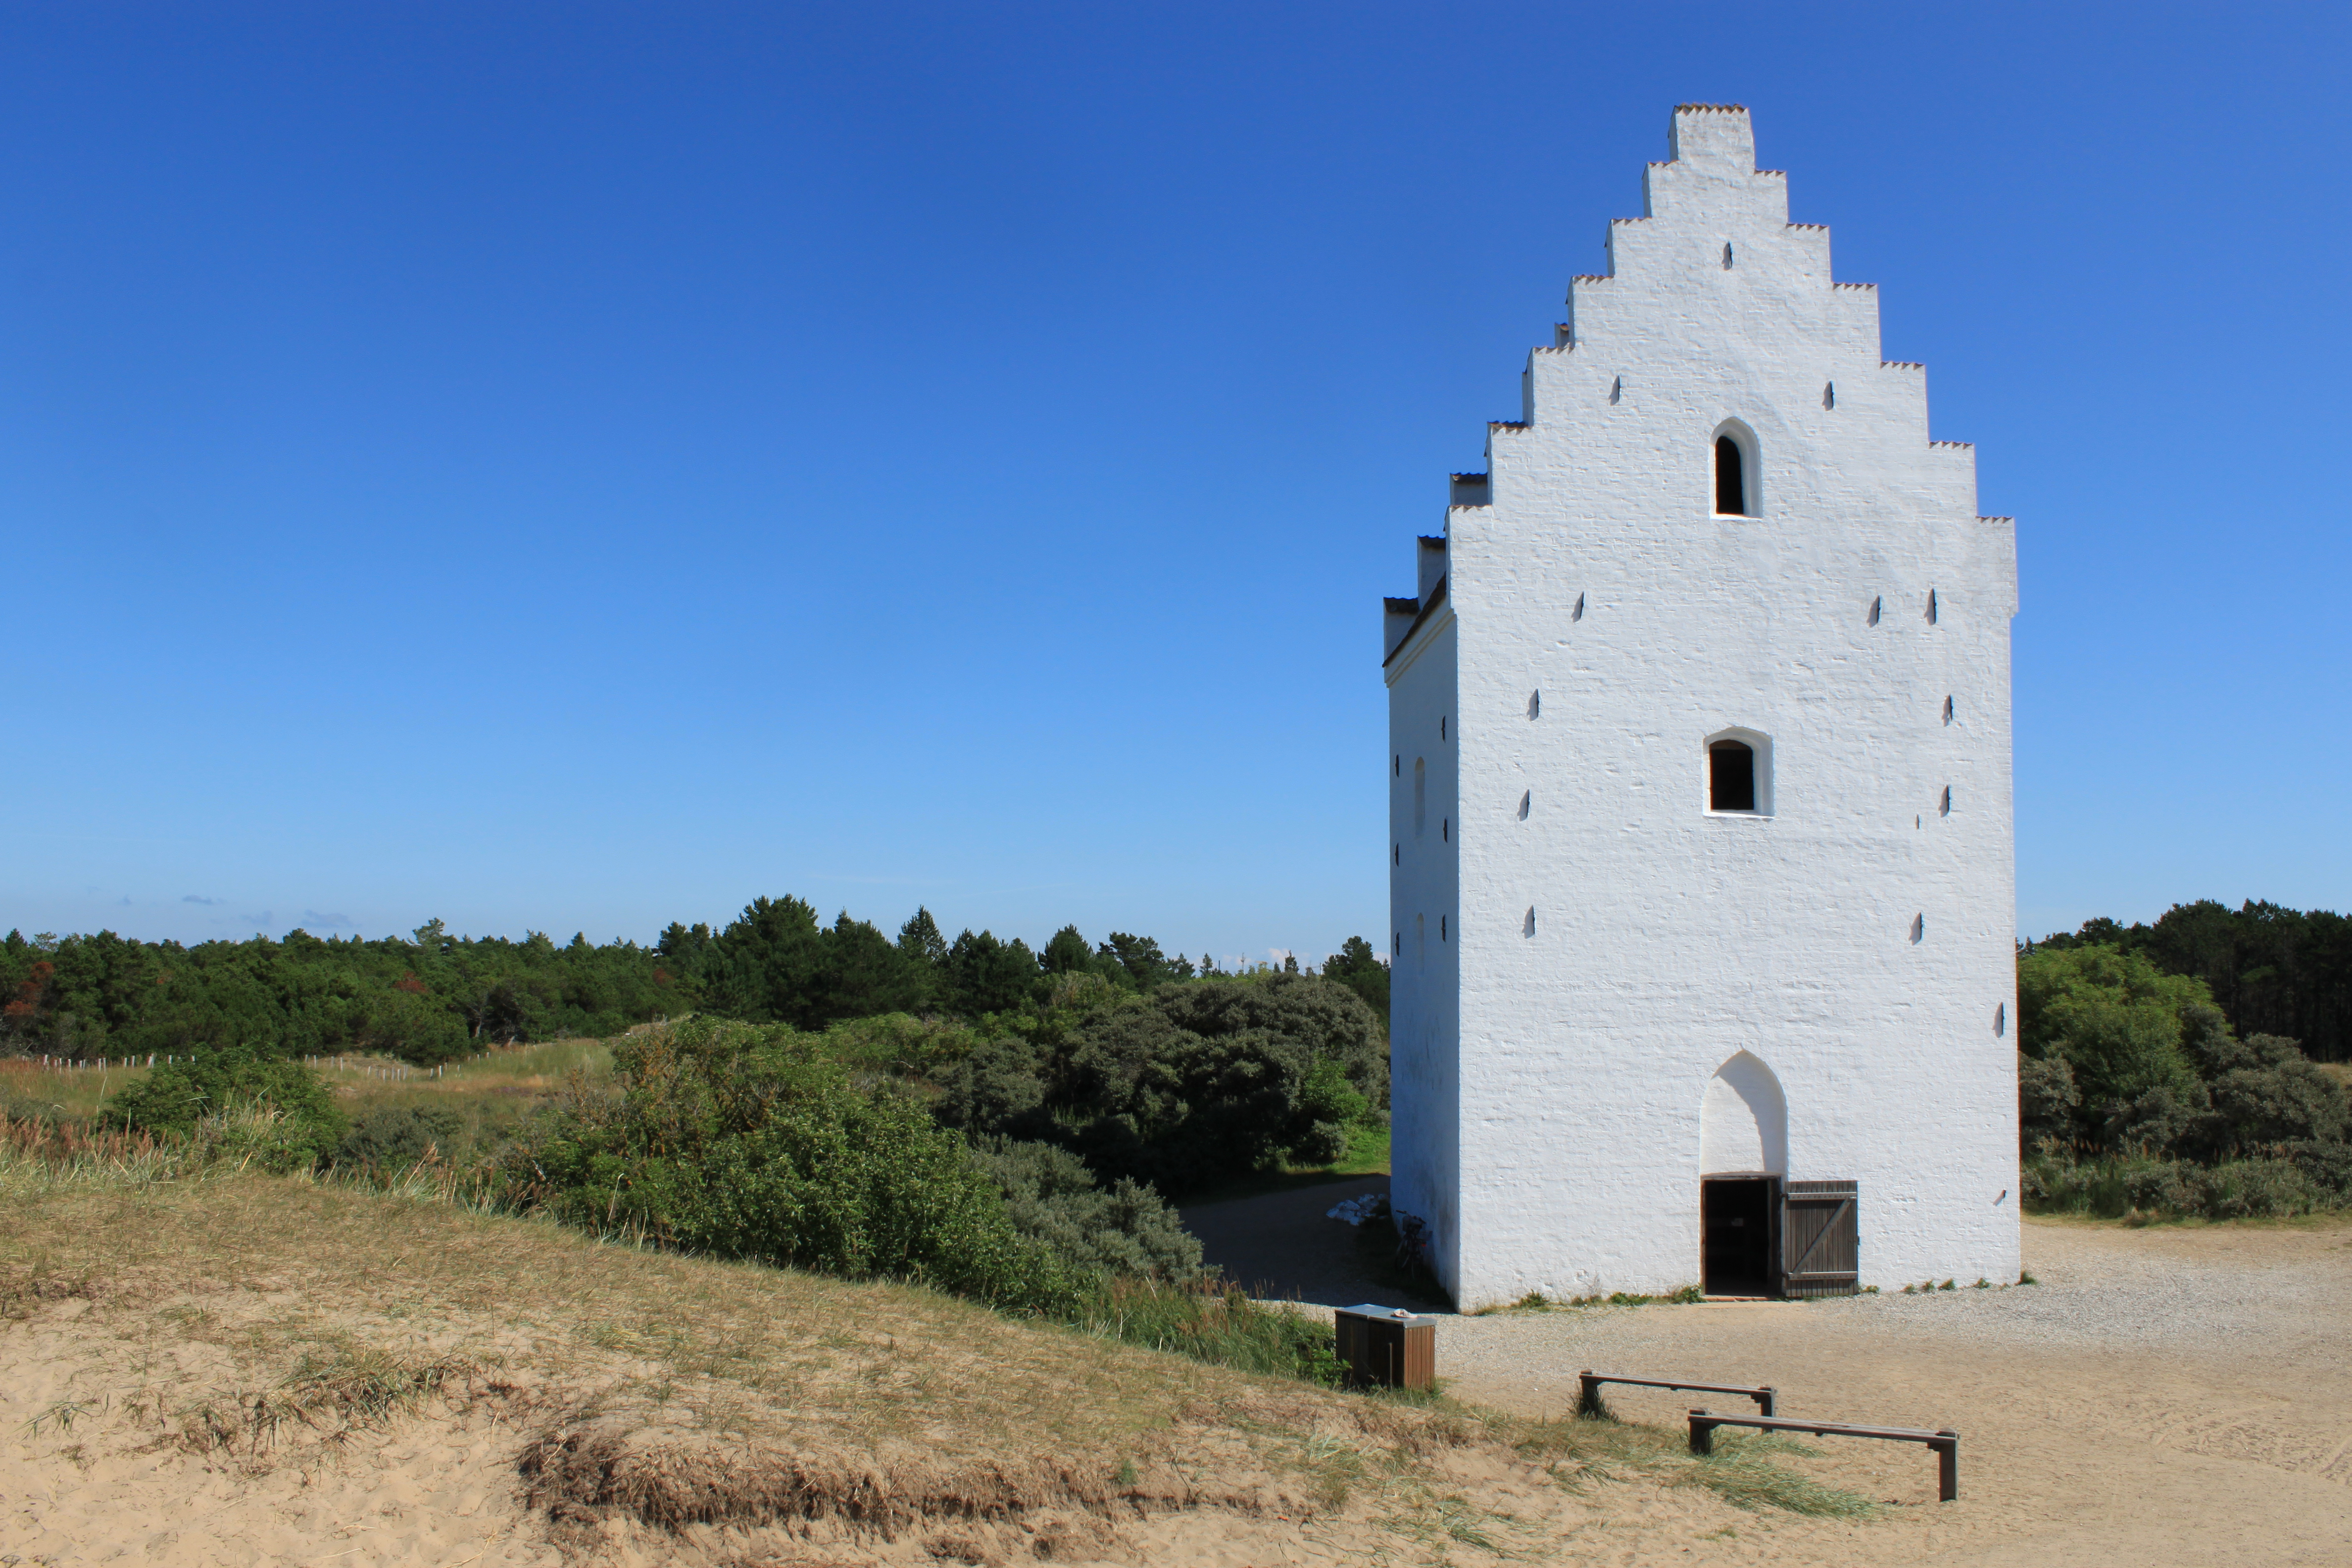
[1709,739,1756,812]
[1714,435,1748,516]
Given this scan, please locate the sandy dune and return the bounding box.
[7,1180,2351,1565]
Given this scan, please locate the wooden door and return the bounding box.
[1781,1180,1859,1297]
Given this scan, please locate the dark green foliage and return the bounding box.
[1322,935,1391,1021]
[939,973,1388,1195]
[944,929,1043,1015]
[500,1016,1082,1312]
[0,922,686,1066]
[105,1049,346,1165]
[2018,944,2204,1110]
[1041,925,1094,976]
[2017,1052,2080,1138]
[334,1105,466,1170]
[666,897,932,1029]
[361,989,472,1065]
[2034,901,2352,1062]
[2022,1150,2328,1220]
[897,907,948,969]
[2019,941,2352,1218]
[1095,933,1194,989]
[967,1136,1204,1281]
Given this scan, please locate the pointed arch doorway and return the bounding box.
[1699,1052,1787,1297]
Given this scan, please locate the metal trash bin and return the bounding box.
[1334,1303,1437,1390]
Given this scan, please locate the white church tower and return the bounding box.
[1382,105,2019,1308]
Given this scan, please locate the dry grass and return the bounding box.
[0,1147,1548,1557]
[0,1037,612,1151]
[0,1091,1873,1561]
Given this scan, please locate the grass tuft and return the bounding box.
[1510,1412,1875,1519]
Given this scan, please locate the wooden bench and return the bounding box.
[1687,1410,1960,1501]
[1577,1370,1776,1418]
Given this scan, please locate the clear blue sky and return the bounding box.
[5,3,2345,962]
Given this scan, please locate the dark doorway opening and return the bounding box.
[1702,1177,1776,1297]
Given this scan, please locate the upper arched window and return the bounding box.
[1714,435,1750,516]
[1709,739,1756,811]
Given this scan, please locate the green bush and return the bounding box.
[2023,1150,2325,1220]
[333,1105,466,1170]
[968,1137,1203,1282]
[105,1049,345,1170]
[360,991,471,1066]
[940,973,1387,1194]
[499,1017,1083,1313]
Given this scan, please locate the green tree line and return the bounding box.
[2031,900,2352,1062]
[0,899,1390,1065]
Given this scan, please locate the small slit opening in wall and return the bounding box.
[1868,595,1881,627]
[1394,755,1400,777]
[1572,592,1585,621]
[1441,716,1448,740]
[1722,241,1734,269]
[1910,914,1925,944]
[1394,932,1401,957]
[1943,695,1955,724]
[1441,917,1447,941]
[1443,818,1449,841]
[1941,785,1952,816]
[1995,1002,2007,1037]
[1528,690,1541,719]
[1523,907,1536,937]
[1609,375,1622,404]
[1927,589,1939,624]
[1823,381,1835,409]
[1518,790,1530,820]
[1393,843,1399,865]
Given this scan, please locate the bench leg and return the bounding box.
[1934,1434,1958,1501]
[1756,1386,1776,1419]
[1687,1412,1715,1456]
[1577,1374,1606,1418]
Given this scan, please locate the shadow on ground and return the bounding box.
[1180,1174,1447,1313]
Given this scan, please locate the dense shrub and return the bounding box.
[2024,1150,2325,1220]
[360,991,473,1066]
[939,973,1386,1194]
[333,1105,466,1170]
[105,1049,345,1171]
[499,1017,1083,1312]
[969,1137,1203,1281]
[2019,944,2207,1112]
[102,1051,336,1135]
